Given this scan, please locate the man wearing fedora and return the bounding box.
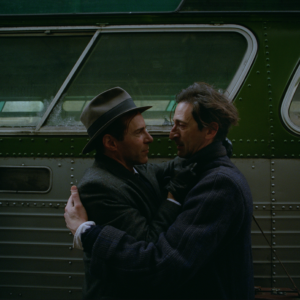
[65,83,254,299]
[74,87,198,299]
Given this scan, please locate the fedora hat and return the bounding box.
[80,87,151,154]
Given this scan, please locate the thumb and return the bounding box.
[70,185,81,205]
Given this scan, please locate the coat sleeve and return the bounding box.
[87,172,247,291]
[79,179,181,243]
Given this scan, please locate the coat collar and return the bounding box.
[184,141,227,168]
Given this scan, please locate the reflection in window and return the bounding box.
[289,84,300,127]
[0,35,91,127]
[46,31,248,127]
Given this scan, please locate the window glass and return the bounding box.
[46,31,247,128]
[0,35,91,127]
[289,84,300,127]
[0,167,51,193]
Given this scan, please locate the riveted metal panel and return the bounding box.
[231,159,271,204]
[270,159,300,204]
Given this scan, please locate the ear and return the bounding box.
[205,122,219,140]
[102,134,118,152]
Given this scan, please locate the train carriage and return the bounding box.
[0,0,300,298]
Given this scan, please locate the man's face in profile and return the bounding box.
[115,113,153,168]
[169,102,209,158]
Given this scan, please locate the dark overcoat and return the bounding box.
[78,154,182,299]
[83,142,254,299]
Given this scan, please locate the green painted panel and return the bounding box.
[0,0,181,15]
[180,0,300,11]
[0,136,178,158]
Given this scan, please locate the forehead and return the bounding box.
[173,102,193,122]
[127,112,145,131]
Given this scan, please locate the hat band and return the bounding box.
[87,97,136,138]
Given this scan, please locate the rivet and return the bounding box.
[261,139,264,142]
[265,39,268,42]
[272,191,275,194]
[239,98,242,101]
[273,234,276,238]
[44,153,47,155]
[71,160,74,164]
[0,202,2,205]
[157,139,161,142]
[34,203,36,206]
[70,168,74,171]
[273,249,276,252]
[267,71,271,74]
[284,140,287,143]
[21,203,24,206]
[256,71,260,74]
[273,228,276,231]
[271,161,274,165]
[282,206,285,209]
[69,261,72,264]
[273,220,276,223]
[272,206,275,209]
[271,169,274,172]
[272,213,276,216]
[71,175,74,178]
[273,257,276,260]
[19,139,22,141]
[289,206,293,209]
[57,204,60,207]
[70,182,74,185]
[19,293,22,296]
[263,206,266,209]
[42,203,45,206]
[255,206,258,209]
[273,264,276,267]
[69,247,72,250]
[49,203,52,206]
[71,139,74,142]
[58,163,61,167]
[168,139,171,142]
[248,84,251,87]
[252,166,255,169]
[291,140,294,142]
[69,276,72,279]
[71,146,74,149]
[69,290,72,293]
[272,184,275,187]
[239,139,243,142]
[268,84,271,87]
[262,154,265,157]
[157,153,161,156]
[27,203,30,206]
[272,198,275,202]
[254,139,257,142]
[45,139,48,142]
[297,206,299,209]
[13,202,16,206]
[65,153,68,155]
[273,280,276,283]
[273,272,276,275]
[51,153,54,156]
[69,232,72,235]
[60,139,63,142]
[272,176,275,179]
[240,154,243,157]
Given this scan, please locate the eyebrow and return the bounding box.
[173,118,188,124]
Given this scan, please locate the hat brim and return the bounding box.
[82,105,152,154]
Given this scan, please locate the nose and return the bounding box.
[169,125,178,140]
[145,131,153,143]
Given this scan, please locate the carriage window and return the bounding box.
[281,65,300,134]
[0,166,52,193]
[46,29,252,128]
[0,34,91,127]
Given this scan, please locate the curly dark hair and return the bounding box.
[175,82,239,141]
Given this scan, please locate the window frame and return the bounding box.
[281,64,300,135]
[0,24,257,135]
